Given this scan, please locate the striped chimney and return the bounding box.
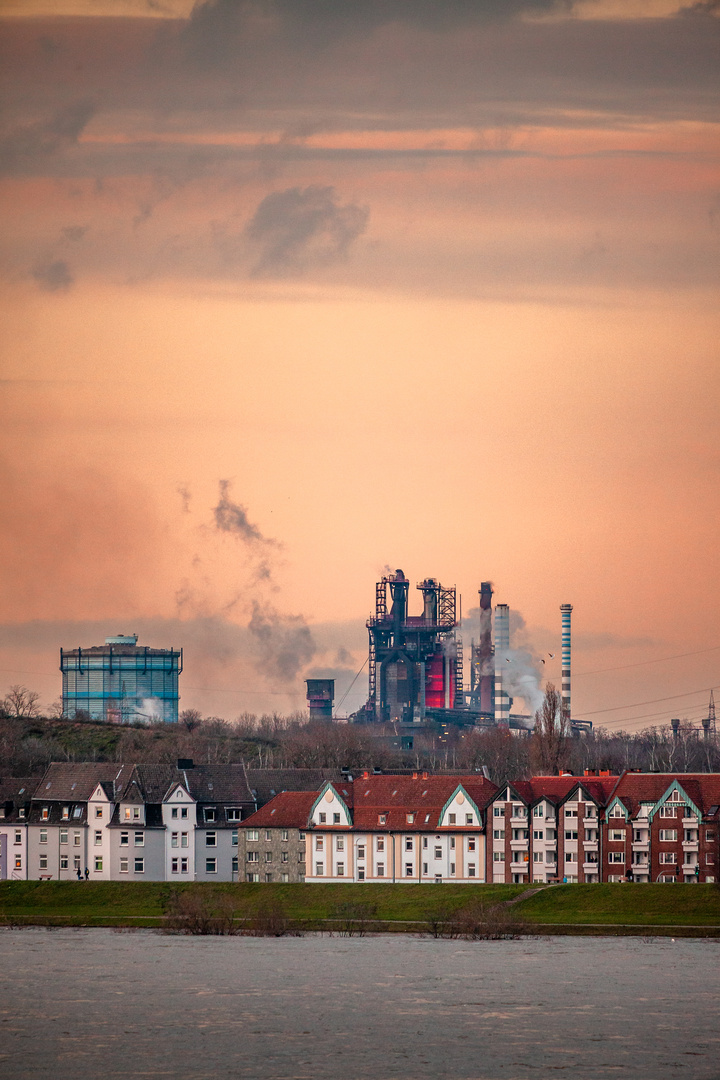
[560,604,572,720]
[494,603,510,725]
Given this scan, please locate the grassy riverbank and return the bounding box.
[1,881,719,934]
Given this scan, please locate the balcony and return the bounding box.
[682,840,698,852]
[632,840,650,851]
[682,862,698,875]
[583,840,599,851]
[683,816,698,827]
[583,862,599,872]
[510,838,529,850]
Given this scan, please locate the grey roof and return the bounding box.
[0,777,36,804]
[33,763,132,802]
[121,763,254,806]
[245,768,345,807]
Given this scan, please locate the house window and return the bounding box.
[706,854,715,864]
[450,863,455,876]
[62,807,69,820]
[171,832,178,848]
[405,837,413,851]
[533,805,544,818]
[206,858,217,874]
[181,808,188,819]
[120,832,129,846]
[74,856,81,871]
[281,829,289,842]
[60,856,68,870]
[565,831,578,841]
[59,828,68,844]
[468,837,476,851]
[181,858,188,873]
[133,808,140,820]
[466,814,473,826]
[337,862,345,876]
[493,852,505,862]
[172,858,178,873]
[468,864,476,877]
[95,807,103,819]
[448,813,456,824]
[407,813,416,824]
[18,809,25,820]
[336,837,344,852]
[378,814,387,825]
[377,863,385,876]
[73,807,83,819]
[227,809,242,822]
[247,851,259,862]
[232,856,239,873]
[41,807,49,820]
[610,805,624,818]
[265,852,272,863]
[659,830,678,842]
[206,832,217,847]
[533,852,544,862]
[659,852,677,864]
[315,863,324,876]
[265,830,272,842]
[659,806,677,818]
[247,873,260,882]
[281,851,288,863]
[39,854,48,870]
[450,837,455,850]
[608,852,624,863]
[434,846,442,859]
[265,873,273,883]
[73,833,81,846]
[333,813,341,825]
[205,808,216,823]
[232,830,238,846]
[565,852,577,863]
[319,813,326,824]
[280,873,289,883]
[40,829,47,844]
[422,837,428,849]
[299,832,306,841]
[94,831,102,846]
[316,838,324,851]
[493,829,505,840]
[94,857,102,872]
[609,830,624,842]
[14,857,22,870]
[533,831,544,841]
[247,829,259,841]
[494,806,504,817]
[171,808,178,819]
[134,858,144,873]
[134,832,144,846]
[706,831,716,842]
[377,837,384,851]
[181,833,189,848]
[405,863,413,877]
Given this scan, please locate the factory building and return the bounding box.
[60,635,182,723]
[365,570,463,723]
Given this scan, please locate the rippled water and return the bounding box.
[1,929,718,1080]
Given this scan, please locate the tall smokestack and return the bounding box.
[560,604,572,720]
[494,603,510,725]
[479,582,493,714]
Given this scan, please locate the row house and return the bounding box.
[2,760,255,882]
[0,778,35,881]
[239,773,499,883]
[486,774,619,884]
[603,773,720,883]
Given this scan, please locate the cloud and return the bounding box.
[248,600,316,683]
[31,259,74,292]
[0,101,95,176]
[246,185,368,277]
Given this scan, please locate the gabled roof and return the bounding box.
[241,790,317,829]
[0,777,36,804]
[612,772,720,819]
[526,776,619,805]
[348,774,497,831]
[245,768,345,807]
[33,763,131,802]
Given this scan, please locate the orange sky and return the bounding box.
[1,1,718,727]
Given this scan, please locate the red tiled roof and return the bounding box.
[241,790,317,829]
[612,772,720,817]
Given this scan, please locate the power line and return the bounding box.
[574,643,720,678]
[576,683,720,718]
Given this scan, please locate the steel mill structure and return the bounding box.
[358,569,569,732]
[60,635,182,723]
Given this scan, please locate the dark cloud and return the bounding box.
[31,259,74,292]
[61,226,87,243]
[0,101,95,176]
[246,185,368,276]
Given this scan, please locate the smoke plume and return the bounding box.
[248,600,316,683]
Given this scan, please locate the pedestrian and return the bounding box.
[76,867,82,881]
[84,867,89,880]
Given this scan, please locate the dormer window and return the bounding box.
[407,813,415,824]
[41,807,49,820]
[465,814,473,825]
[73,807,83,819]
[333,813,341,825]
[226,809,242,822]
[448,813,456,824]
[319,813,326,824]
[378,814,387,825]
[62,807,69,820]
[205,808,216,823]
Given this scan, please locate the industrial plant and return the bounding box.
[60,635,182,723]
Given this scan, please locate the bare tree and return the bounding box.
[1,685,41,719]
[530,683,570,776]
